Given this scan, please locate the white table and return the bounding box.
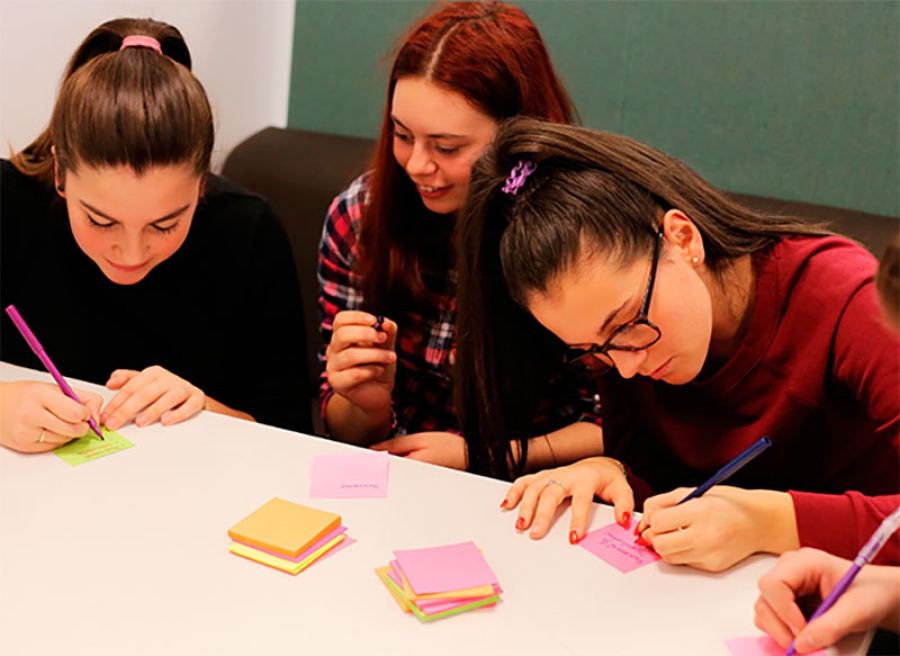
[0,363,868,656]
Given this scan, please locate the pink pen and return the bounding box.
[5,305,104,440]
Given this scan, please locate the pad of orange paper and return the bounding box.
[228,497,341,558]
[376,567,413,613]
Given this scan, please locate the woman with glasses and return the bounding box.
[455,117,899,572]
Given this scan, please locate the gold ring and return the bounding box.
[38,430,46,443]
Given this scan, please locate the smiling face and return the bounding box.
[527,237,715,385]
[391,76,499,215]
[59,163,201,285]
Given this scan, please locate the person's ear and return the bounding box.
[662,209,704,268]
[51,145,66,196]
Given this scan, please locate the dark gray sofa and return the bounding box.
[221,126,899,436]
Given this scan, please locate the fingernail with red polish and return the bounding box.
[500,499,508,509]
[515,517,525,531]
[619,511,631,527]
[633,524,643,536]
[635,535,650,548]
[569,530,580,545]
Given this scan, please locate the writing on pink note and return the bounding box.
[725,636,827,656]
[578,519,661,573]
[309,451,389,499]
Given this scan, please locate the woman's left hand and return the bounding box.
[370,431,467,470]
[638,486,797,573]
[502,457,634,544]
[101,366,206,430]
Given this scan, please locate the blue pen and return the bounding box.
[636,436,771,540]
[785,506,900,656]
[677,436,772,504]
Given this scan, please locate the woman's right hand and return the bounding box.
[325,311,398,412]
[0,381,103,453]
[501,456,634,545]
[754,548,900,653]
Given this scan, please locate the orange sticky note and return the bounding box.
[227,497,341,558]
[376,566,413,613]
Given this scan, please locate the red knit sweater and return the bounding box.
[599,236,899,564]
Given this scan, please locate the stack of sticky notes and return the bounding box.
[228,497,350,575]
[376,541,502,622]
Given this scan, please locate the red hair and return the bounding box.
[359,1,576,316]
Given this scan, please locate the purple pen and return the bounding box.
[5,305,105,440]
[373,315,385,332]
[784,505,900,656]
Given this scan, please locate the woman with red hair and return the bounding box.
[318,1,610,476]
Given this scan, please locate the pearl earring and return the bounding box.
[691,256,700,265]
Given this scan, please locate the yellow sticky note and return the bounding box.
[228,498,341,558]
[53,426,133,466]
[230,535,344,575]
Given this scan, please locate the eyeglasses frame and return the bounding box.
[563,228,664,370]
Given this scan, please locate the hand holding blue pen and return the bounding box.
[635,436,772,539]
[5,305,105,441]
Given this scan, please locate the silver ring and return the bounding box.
[545,478,567,494]
[38,430,46,444]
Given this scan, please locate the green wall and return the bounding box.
[289,1,899,217]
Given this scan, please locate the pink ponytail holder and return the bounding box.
[119,35,162,54]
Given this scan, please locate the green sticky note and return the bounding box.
[53,426,134,466]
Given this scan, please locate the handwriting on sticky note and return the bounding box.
[309,451,389,498]
[725,636,827,656]
[578,519,661,573]
[53,426,133,466]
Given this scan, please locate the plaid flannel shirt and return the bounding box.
[317,173,602,438]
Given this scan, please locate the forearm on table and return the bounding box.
[204,396,256,422]
[324,394,393,446]
[516,421,605,473]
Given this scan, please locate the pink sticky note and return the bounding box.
[725,636,827,656]
[310,451,389,498]
[394,541,499,594]
[316,535,356,564]
[578,519,661,573]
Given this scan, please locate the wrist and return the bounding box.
[748,489,798,555]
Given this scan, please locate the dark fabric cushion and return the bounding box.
[222,128,374,434]
[729,192,897,257]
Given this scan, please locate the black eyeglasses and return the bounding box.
[563,229,664,374]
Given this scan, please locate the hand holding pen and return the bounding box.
[778,507,900,655]
[635,437,778,572]
[2,305,105,452]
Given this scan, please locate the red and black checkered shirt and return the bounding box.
[318,173,602,438]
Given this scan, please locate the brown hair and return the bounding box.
[877,236,900,329]
[11,18,213,188]
[456,117,834,478]
[358,1,575,318]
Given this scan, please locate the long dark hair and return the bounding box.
[455,117,833,478]
[12,18,213,188]
[359,1,575,319]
